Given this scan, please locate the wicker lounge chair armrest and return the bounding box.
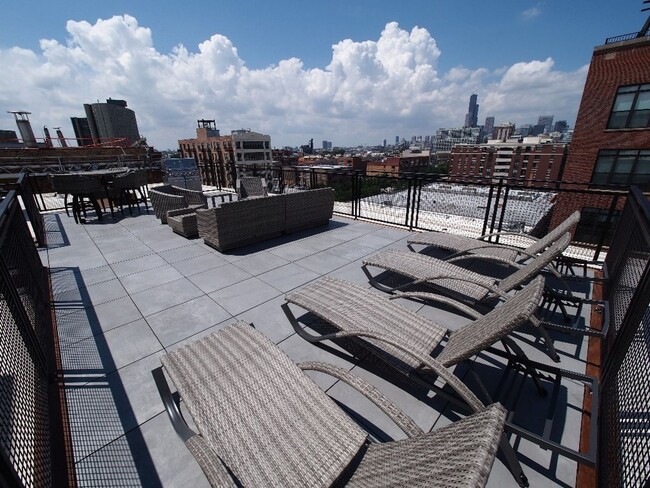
[478,230,538,243]
[151,366,196,442]
[185,435,238,488]
[167,204,206,218]
[447,253,525,267]
[389,291,484,320]
[413,273,509,300]
[317,328,486,412]
[298,361,424,438]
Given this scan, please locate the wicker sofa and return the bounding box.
[197,188,335,251]
[149,185,207,224]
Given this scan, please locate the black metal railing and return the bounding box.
[605,32,648,44]
[0,189,63,487]
[598,187,650,487]
[0,174,46,247]
[231,164,630,261]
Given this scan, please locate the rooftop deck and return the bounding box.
[40,204,593,487]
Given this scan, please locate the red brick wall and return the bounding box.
[552,37,650,230]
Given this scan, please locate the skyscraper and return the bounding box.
[83,98,141,146]
[464,94,479,128]
[537,115,554,134]
[484,116,495,139]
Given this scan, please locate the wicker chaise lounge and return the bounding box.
[407,211,580,267]
[362,234,572,360]
[236,176,268,199]
[153,321,508,487]
[283,276,547,487]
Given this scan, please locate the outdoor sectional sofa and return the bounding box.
[196,188,335,251]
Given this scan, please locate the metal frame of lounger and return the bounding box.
[363,234,608,350]
[154,321,508,488]
[282,277,599,481]
[407,211,589,273]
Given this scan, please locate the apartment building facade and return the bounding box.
[552,28,650,241]
[449,137,568,187]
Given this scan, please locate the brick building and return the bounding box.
[551,26,650,242]
[449,137,568,187]
[178,120,235,188]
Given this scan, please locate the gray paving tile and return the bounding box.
[47,244,108,270]
[268,241,322,261]
[257,262,321,292]
[53,283,120,317]
[171,252,231,277]
[94,233,146,254]
[209,277,282,316]
[146,295,231,347]
[130,278,205,317]
[236,296,297,344]
[119,266,185,295]
[158,243,212,264]
[295,249,351,274]
[49,265,117,295]
[233,251,291,275]
[188,263,252,294]
[328,241,378,261]
[103,244,154,264]
[110,254,168,278]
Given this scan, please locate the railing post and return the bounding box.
[594,194,621,262]
[488,178,504,238]
[495,184,511,243]
[482,182,496,237]
[404,175,413,228]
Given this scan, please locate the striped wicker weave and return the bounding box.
[149,185,207,224]
[236,176,268,199]
[285,276,543,371]
[408,211,580,265]
[196,195,286,251]
[160,321,507,487]
[363,233,570,305]
[285,188,335,233]
[167,205,207,238]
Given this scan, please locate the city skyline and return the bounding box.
[0,1,645,149]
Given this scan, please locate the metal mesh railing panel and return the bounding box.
[0,195,52,487]
[600,188,650,487]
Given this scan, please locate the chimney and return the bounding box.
[8,111,38,148]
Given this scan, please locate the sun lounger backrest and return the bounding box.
[499,233,571,293]
[438,276,544,366]
[526,211,580,256]
[161,322,367,487]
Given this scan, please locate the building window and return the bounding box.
[574,207,621,246]
[607,84,650,129]
[591,149,650,188]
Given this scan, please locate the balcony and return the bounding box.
[2,170,649,487]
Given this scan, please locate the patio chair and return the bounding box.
[407,211,580,268]
[283,277,548,486]
[362,234,573,361]
[50,174,103,224]
[153,321,510,487]
[236,176,268,199]
[149,185,207,224]
[110,169,149,215]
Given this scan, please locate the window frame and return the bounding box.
[607,84,650,130]
[590,149,650,189]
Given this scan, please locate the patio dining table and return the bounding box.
[69,168,129,217]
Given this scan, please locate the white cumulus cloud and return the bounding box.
[0,15,587,148]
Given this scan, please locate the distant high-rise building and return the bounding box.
[537,115,554,134]
[83,98,141,146]
[464,94,479,128]
[395,136,399,145]
[383,139,387,147]
[553,120,568,133]
[70,117,93,146]
[494,123,515,141]
[322,140,333,150]
[484,117,495,138]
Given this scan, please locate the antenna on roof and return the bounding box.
[640,0,650,36]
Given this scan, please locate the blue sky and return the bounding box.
[0,1,647,149]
